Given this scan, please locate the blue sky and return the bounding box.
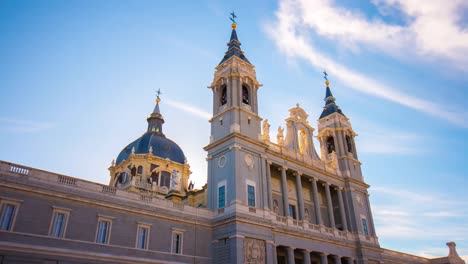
[1,0,467,260]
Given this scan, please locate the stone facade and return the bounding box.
[0,22,465,264]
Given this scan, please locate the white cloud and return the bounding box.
[297,0,468,68]
[165,99,212,120]
[265,0,468,128]
[0,118,55,133]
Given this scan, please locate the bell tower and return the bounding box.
[316,73,363,180]
[205,17,265,213]
[208,20,262,143]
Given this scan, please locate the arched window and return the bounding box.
[115,172,128,187]
[161,171,171,188]
[137,166,143,175]
[242,85,249,105]
[326,136,335,154]
[220,85,227,106]
[346,135,353,153]
[150,171,159,185]
[131,166,137,176]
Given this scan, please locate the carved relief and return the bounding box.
[356,193,364,208]
[244,154,254,171]
[218,155,227,168]
[271,178,281,192]
[244,238,265,264]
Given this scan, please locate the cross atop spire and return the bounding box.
[230,12,237,25]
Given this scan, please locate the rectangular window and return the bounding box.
[136,225,150,249]
[218,185,225,208]
[0,204,16,231]
[172,231,183,254]
[362,218,369,235]
[95,215,114,244]
[247,185,255,207]
[51,213,66,237]
[288,204,297,220]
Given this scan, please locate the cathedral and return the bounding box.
[0,19,465,264]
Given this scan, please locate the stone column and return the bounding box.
[333,255,342,264]
[303,250,311,264]
[311,177,322,225]
[295,172,305,220]
[324,183,336,228]
[266,161,273,210]
[320,253,328,264]
[337,187,348,231]
[280,167,289,217]
[268,243,278,264]
[287,247,295,264]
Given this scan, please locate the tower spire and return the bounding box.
[147,89,165,134]
[319,71,345,119]
[219,12,250,65]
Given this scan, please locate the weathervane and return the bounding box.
[323,70,330,87]
[230,12,237,24]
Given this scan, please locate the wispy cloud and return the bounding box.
[265,0,468,128]
[165,99,211,120]
[371,186,468,243]
[352,117,424,155]
[0,118,55,133]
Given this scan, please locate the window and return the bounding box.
[218,185,226,208]
[346,135,353,153]
[95,215,114,244]
[49,207,71,238]
[362,218,369,235]
[242,85,249,104]
[288,204,297,219]
[171,230,184,254]
[137,166,143,175]
[247,185,255,207]
[136,223,151,249]
[220,85,227,105]
[326,136,335,154]
[161,171,171,188]
[0,198,21,231]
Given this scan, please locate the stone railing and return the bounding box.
[271,213,360,242]
[0,160,214,220]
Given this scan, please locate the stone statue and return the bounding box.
[262,119,270,141]
[299,130,308,154]
[170,170,179,190]
[277,126,284,146]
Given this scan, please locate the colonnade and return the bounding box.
[266,162,349,231]
[272,245,358,264]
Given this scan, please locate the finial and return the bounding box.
[323,70,330,87]
[230,12,237,29]
[156,89,162,103]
